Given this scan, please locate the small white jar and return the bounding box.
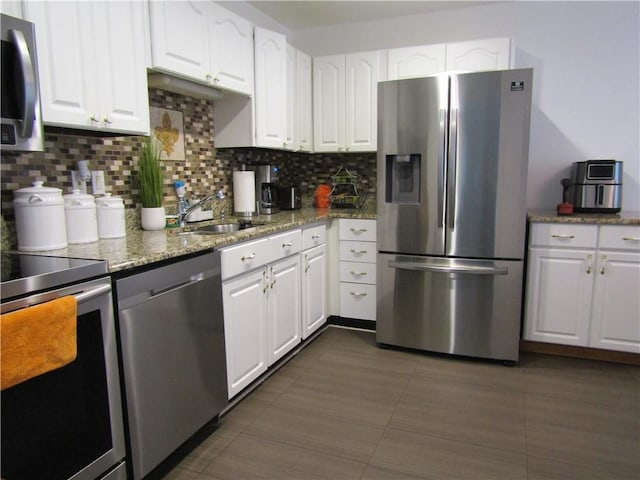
[64,189,98,244]
[13,181,67,251]
[96,193,126,239]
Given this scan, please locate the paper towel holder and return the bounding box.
[233,167,256,217]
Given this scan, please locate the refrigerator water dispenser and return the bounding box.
[386,154,421,204]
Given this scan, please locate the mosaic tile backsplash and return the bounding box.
[1,88,376,248]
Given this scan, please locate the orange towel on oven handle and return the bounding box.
[1,296,78,390]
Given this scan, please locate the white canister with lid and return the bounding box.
[64,189,98,244]
[13,181,68,251]
[96,193,126,239]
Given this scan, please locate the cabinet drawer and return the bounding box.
[598,225,640,251]
[221,238,270,280]
[530,223,597,249]
[269,229,302,262]
[340,240,376,263]
[339,261,376,285]
[339,219,376,242]
[339,282,376,321]
[302,224,326,250]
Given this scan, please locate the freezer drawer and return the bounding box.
[376,253,523,362]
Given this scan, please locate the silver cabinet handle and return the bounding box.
[282,241,293,248]
[350,228,367,233]
[241,253,256,261]
[600,255,607,275]
[623,236,640,241]
[350,271,367,276]
[586,254,593,274]
[102,116,113,125]
[89,114,100,123]
[311,234,321,239]
[350,249,368,254]
[350,291,367,297]
[551,234,575,239]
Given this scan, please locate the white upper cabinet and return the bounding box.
[1,1,22,18]
[387,38,513,80]
[254,27,287,149]
[314,51,381,153]
[25,1,150,134]
[387,44,446,80]
[285,45,313,152]
[445,38,513,72]
[149,1,253,96]
[313,55,345,152]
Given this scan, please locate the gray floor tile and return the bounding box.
[202,433,367,479]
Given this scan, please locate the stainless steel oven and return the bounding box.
[1,253,126,480]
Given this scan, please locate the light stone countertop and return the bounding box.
[13,207,377,274]
[528,210,640,225]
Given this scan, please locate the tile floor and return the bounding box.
[157,326,640,480]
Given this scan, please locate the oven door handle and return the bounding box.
[74,284,112,304]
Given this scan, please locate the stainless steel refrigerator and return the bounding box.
[376,68,533,363]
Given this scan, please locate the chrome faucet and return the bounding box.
[215,190,226,221]
[178,193,215,227]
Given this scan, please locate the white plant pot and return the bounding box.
[140,206,166,231]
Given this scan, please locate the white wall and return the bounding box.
[227,1,640,212]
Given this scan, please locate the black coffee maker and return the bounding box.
[254,164,279,214]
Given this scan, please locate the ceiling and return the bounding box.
[245,1,500,31]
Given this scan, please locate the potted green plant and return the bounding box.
[138,136,165,230]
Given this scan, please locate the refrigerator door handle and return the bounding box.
[448,108,459,230]
[388,260,508,275]
[438,108,447,228]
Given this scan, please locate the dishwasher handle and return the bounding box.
[149,273,205,298]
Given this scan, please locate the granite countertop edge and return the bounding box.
[17,208,377,274]
[528,210,640,225]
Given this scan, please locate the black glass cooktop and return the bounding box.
[1,253,108,301]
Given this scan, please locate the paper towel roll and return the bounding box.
[233,171,256,215]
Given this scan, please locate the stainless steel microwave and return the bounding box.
[1,13,43,152]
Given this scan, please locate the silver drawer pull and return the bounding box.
[350,249,368,254]
[350,271,367,276]
[282,241,294,248]
[241,253,256,261]
[311,234,321,239]
[350,228,367,233]
[350,291,368,297]
[551,234,575,239]
[623,236,640,241]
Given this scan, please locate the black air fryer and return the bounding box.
[570,160,622,213]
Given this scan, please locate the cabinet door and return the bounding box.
[149,1,210,83]
[589,252,640,353]
[25,2,98,129]
[254,27,287,149]
[285,44,297,150]
[345,51,380,152]
[302,245,327,339]
[523,248,595,346]
[222,269,268,399]
[296,50,313,152]
[92,1,150,134]
[445,38,512,72]
[267,256,301,366]
[387,44,446,80]
[209,3,254,95]
[313,55,345,152]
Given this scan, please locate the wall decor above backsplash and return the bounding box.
[1,87,376,249]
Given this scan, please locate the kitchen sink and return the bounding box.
[194,223,240,234]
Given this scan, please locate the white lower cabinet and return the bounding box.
[221,230,302,399]
[524,223,640,353]
[338,219,377,321]
[222,267,268,399]
[302,244,326,339]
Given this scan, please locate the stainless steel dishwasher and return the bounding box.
[115,251,227,480]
